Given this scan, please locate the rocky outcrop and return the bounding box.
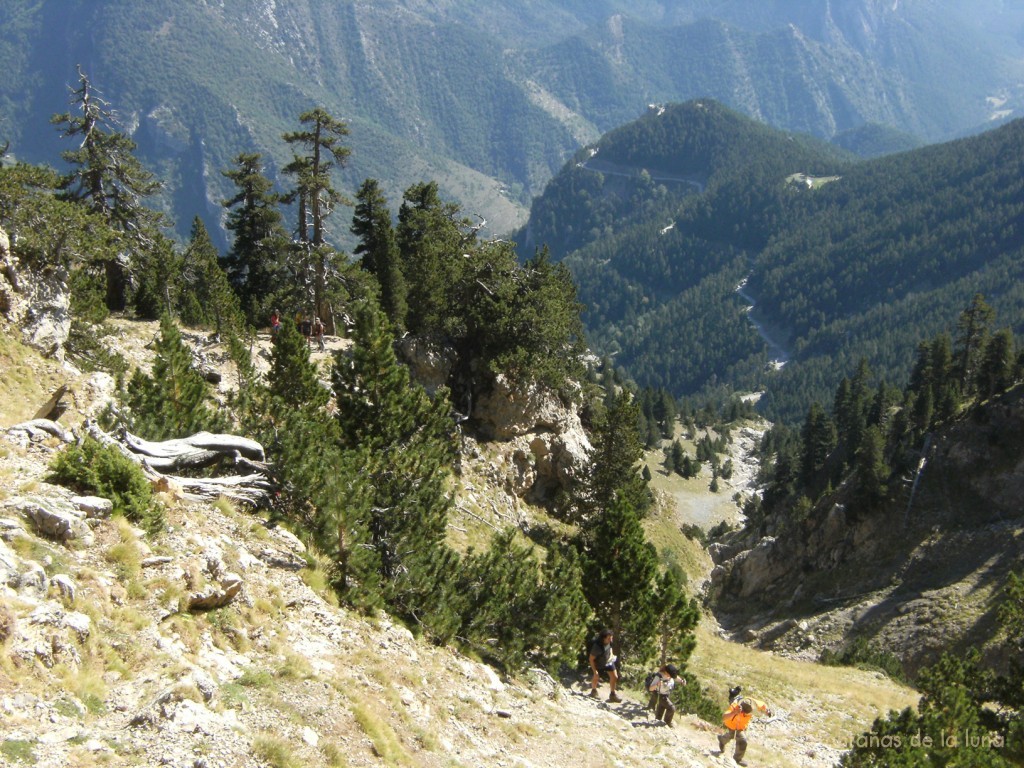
[0,226,72,361]
[398,335,456,395]
[708,387,1024,673]
[472,374,592,501]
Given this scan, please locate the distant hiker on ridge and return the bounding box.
[588,629,621,702]
[716,685,772,766]
[312,316,325,352]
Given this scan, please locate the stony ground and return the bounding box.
[0,319,917,768]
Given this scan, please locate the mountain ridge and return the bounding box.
[520,100,1024,423]
[2,0,1021,247]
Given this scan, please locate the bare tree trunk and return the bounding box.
[83,420,274,506]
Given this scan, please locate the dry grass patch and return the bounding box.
[690,622,918,756]
[351,700,415,767]
[252,732,302,768]
[0,326,65,427]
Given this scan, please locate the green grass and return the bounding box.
[351,701,414,767]
[1,739,37,765]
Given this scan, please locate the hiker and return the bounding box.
[270,310,281,337]
[717,686,772,766]
[299,315,313,347]
[647,663,685,725]
[588,629,621,702]
[312,316,325,352]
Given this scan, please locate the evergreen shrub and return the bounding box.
[49,437,163,533]
[820,636,905,682]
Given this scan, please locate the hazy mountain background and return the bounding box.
[1,0,1022,251]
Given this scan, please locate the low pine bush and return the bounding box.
[49,437,163,533]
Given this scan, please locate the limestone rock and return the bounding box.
[73,496,114,519]
[472,374,573,440]
[0,225,71,360]
[52,573,77,603]
[187,572,243,611]
[472,375,592,499]
[17,498,95,546]
[398,335,456,395]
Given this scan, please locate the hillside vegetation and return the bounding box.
[0,325,918,767]
[520,101,1024,424]
[2,0,1022,245]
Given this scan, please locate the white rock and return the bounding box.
[52,573,76,602]
[72,495,113,518]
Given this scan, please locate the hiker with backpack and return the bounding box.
[312,316,325,352]
[646,663,685,725]
[588,629,621,702]
[716,685,772,766]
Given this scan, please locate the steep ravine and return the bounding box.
[706,386,1024,676]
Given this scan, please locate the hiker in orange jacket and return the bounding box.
[717,686,772,765]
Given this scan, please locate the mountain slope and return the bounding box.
[0,317,918,768]
[709,383,1024,678]
[2,0,1021,248]
[521,101,1024,423]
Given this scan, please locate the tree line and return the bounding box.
[3,68,704,690]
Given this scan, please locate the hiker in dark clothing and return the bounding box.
[647,663,685,725]
[588,629,621,702]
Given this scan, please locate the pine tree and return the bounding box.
[834,359,873,465]
[51,66,162,310]
[853,425,888,508]
[532,546,592,674]
[269,316,329,411]
[331,304,460,639]
[271,407,382,611]
[397,181,468,338]
[352,178,407,330]
[459,529,541,671]
[954,293,995,394]
[977,327,1015,399]
[178,217,242,336]
[651,569,699,667]
[282,107,351,328]
[654,389,678,438]
[124,314,225,440]
[131,236,182,320]
[582,495,659,667]
[222,152,291,322]
[582,390,652,521]
[800,401,836,487]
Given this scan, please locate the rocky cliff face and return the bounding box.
[708,386,1024,674]
[0,226,71,362]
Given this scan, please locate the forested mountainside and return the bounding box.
[520,100,1024,424]
[1,0,1021,247]
[2,54,1023,763]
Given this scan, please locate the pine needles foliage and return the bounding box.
[331,304,461,640]
[123,314,227,440]
[48,436,163,533]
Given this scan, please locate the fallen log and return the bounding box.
[8,418,74,443]
[82,420,274,506]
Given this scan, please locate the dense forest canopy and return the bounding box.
[520,100,1024,424]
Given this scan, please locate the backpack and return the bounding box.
[644,670,660,694]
